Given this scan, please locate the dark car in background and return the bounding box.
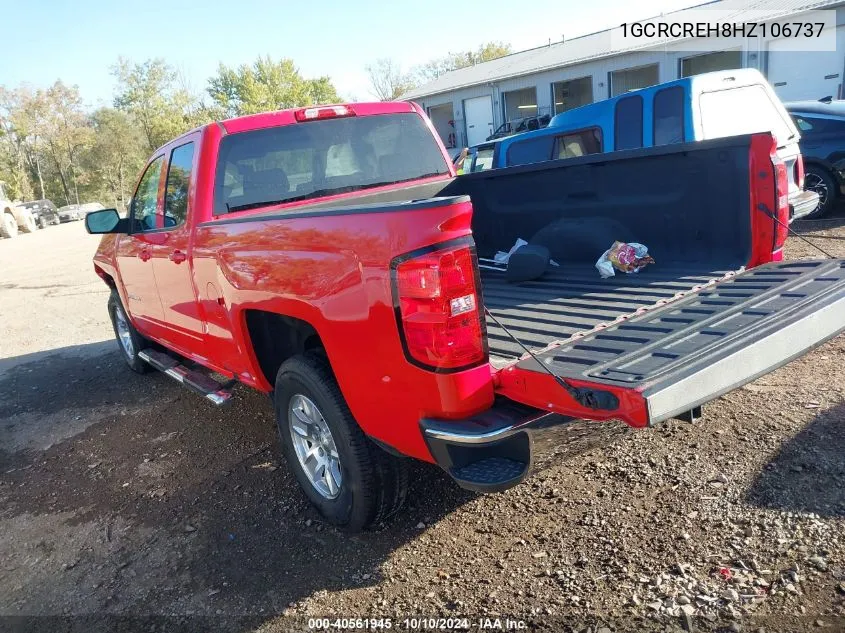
[17,199,59,228]
[486,114,551,141]
[786,99,845,218]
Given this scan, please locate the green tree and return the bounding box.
[112,58,203,153]
[0,86,57,201]
[307,76,341,105]
[0,87,35,201]
[81,108,146,210]
[208,56,341,118]
[42,82,92,205]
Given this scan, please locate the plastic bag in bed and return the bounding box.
[494,238,559,267]
[595,241,655,278]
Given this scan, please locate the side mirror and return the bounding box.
[85,209,127,234]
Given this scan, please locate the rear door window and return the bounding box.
[553,128,603,159]
[163,142,195,228]
[653,86,685,145]
[614,96,644,150]
[793,115,845,136]
[131,156,164,232]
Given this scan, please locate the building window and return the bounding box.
[503,87,538,122]
[653,86,685,146]
[614,95,643,150]
[609,64,659,97]
[680,50,741,78]
[427,103,457,149]
[552,77,593,115]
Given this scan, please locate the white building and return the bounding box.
[404,0,845,149]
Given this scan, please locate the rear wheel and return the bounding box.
[0,212,17,238]
[274,352,408,531]
[803,166,837,219]
[108,291,151,373]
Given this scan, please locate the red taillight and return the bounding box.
[772,148,790,250]
[795,153,805,189]
[748,133,789,268]
[294,105,355,122]
[393,244,486,370]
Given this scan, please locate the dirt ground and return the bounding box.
[1,217,844,633]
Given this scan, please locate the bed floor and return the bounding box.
[481,262,735,360]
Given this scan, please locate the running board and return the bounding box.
[138,349,235,405]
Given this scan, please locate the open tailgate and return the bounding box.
[495,259,845,427]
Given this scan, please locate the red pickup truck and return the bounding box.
[87,101,845,531]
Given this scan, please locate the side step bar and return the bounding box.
[138,348,235,405]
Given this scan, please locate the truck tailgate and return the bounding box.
[495,259,845,427]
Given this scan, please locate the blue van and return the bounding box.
[494,68,818,220]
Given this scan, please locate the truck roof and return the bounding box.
[219,101,419,134]
[152,101,423,154]
[784,99,845,116]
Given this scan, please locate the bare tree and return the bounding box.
[365,59,415,101]
[413,41,513,83]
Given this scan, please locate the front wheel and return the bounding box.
[274,353,408,531]
[107,292,151,373]
[803,166,838,219]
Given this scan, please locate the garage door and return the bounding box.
[767,29,844,102]
[463,96,494,147]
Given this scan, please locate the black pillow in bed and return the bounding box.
[506,245,551,283]
[530,217,637,262]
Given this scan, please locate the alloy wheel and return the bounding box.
[288,394,343,499]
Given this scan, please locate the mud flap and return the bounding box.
[495,260,845,427]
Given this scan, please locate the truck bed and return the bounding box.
[482,262,735,360]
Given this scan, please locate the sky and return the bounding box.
[0,0,702,108]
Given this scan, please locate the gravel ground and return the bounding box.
[0,217,844,633]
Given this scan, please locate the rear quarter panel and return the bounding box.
[193,198,494,461]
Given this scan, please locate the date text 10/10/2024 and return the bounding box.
[307,617,528,630]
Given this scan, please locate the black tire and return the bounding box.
[37,216,47,229]
[274,352,408,531]
[107,291,151,374]
[803,166,837,219]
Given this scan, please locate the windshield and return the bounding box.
[214,113,450,214]
[472,147,495,172]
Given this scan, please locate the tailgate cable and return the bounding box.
[483,306,619,411]
[758,203,834,259]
